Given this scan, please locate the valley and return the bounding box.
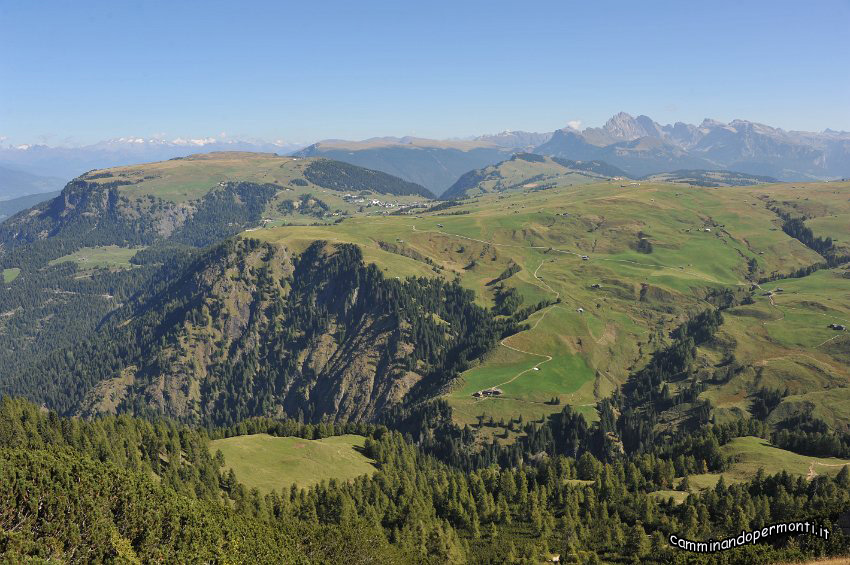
[1,151,849,564]
[250,172,849,443]
[6,4,850,561]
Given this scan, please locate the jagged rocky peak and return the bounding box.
[602,112,662,140]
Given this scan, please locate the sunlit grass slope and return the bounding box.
[210,433,376,492]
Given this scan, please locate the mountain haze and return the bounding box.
[294,138,518,196]
[0,138,306,180]
[535,112,850,180]
[0,165,64,200]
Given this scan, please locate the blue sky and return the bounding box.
[2,0,849,146]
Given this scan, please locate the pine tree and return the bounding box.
[627,521,650,560]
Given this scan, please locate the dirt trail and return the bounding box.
[485,257,560,391]
[806,461,849,480]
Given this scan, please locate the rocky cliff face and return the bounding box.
[0,177,277,264]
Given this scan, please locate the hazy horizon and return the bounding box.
[4,110,850,151]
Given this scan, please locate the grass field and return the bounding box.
[48,245,144,269]
[210,433,376,492]
[703,265,850,427]
[245,177,850,433]
[2,268,20,283]
[686,437,850,491]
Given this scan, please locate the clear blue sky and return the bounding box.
[2,0,849,146]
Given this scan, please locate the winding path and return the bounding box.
[411,227,612,404]
[807,460,849,480]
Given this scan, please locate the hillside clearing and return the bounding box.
[210,433,376,492]
[2,268,20,283]
[686,436,850,491]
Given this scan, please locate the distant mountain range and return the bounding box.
[0,190,60,221]
[297,115,850,194]
[3,113,849,197]
[536,113,850,180]
[0,138,305,182]
[441,153,774,200]
[294,137,516,196]
[0,165,64,200]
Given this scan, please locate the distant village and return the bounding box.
[340,192,430,212]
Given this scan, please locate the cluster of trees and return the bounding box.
[487,261,522,286]
[773,414,850,459]
[634,231,654,254]
[0,397,406,563]
[0,259,164,382]
[771,207,850,267]
[427,200,463,213]
[169,181,279,246]
[376,240,440,269]
[493,284,524,316]
[751,387,789,420]
[303,159,433,197]
[278,193,332,218]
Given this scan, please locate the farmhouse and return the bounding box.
[473,388,503,398]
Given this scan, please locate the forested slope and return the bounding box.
[4,238,516,424]
[2,396,849,564]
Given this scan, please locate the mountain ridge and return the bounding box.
[535,112,850,180]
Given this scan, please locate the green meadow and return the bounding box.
[210,433,376,492]
[2,268,20,283]
[48,245,144,269]
[686,436,850,490]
